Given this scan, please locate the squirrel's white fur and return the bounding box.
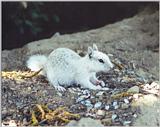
[27,44,114,91]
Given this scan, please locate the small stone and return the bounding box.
[23,118,28,125]
[94,102,102,109]
[76,95,90,102]
[27,87,31,91]
[112,101,119,109]
[96,110,106,118]
[2,108,7,114]
[111,114,117,121]
[114,69,120,72]
[84,100,93,108]
[101,118,112,126]
[90,96,95,99]
[121,103,129,109]
[114,105,119,109]
[108,54,113,57]
[86,113,96,118]
[105,105,110,110]
[67,118,104,127]
[96,91,104,96]
[113,101,118,106]
[133,114,137,118]
[124,98,129,104]
[127,86,139,93]
[123,121,131,126]
[23,107,28,114]
[101,87,110,91]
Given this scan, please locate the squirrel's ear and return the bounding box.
[88,47,93,56]
[93,44,98,51]
[88,47,93,54]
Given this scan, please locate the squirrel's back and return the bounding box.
[47,48,81,67]
[27,48,81,73]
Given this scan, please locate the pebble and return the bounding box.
[67,117,104,127]
[86,113,96,118]
[114,105,119,109]
[124,98,129,104]
[112,101,119,109]
[114,69,120,72]
[113,101,118,106]
[105,105,110,110]
[133,113,137,118]
[127,86,139,93]
[83,100,93,108]
[121,103,129,109]
[96,110,106,117]
[96,91,104,96]
[76,95,90,102]
[123,121,131,126]
[77,92,82,96]
[94,102,102,109]
[2,108,7,115]
[111,114,117,121]
[27,87,31,91]
[90,96,95,99]
[23,118,28,125]
[101,118,112,126]
[107,53,114,57]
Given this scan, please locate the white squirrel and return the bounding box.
[27,44,114,91]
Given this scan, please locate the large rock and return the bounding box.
[133,96,160,126]
[66,118,104,127]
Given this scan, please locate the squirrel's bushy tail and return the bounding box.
[26,54,47,74]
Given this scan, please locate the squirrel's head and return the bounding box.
[87,44,114,73]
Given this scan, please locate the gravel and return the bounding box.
[2,55,158,126]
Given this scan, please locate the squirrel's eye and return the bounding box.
[99,59,104,63]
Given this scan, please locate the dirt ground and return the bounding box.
[2,6,159,126]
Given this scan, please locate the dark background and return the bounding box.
[2,2,158,50]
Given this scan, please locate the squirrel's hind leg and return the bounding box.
[47,74,66,91]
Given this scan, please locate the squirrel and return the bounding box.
[26,44,114,91]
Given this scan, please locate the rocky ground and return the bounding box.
[2,5,159,127]
[2,53,160,126]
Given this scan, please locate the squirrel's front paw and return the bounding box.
[99,81,106,87]
[96,80,105,87]
[55,85,66,92]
